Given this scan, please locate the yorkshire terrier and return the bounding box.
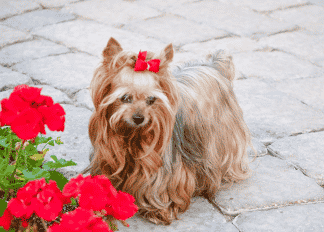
[83,37,254,225]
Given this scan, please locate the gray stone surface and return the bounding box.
[2,9,75,32]
[12,53,99,95]
[0,0,40,20]
[0,24,32,47]
[74,88,94,111]
[233,79,324,143]
[258,31,324,66]
[44,104,92,174]
[270,77,324,113]
[270,5,324,35]
[169,1,296,37]
[268,131,324,186]
[181,37,261,56]
[233,203,324,232]
[0,66,32,91]
[32,20,167,57]
[0,39,69,66]
[215,155,324,215]
[118,197,239,232]
[233,51,324,81]
[34,0,79,8]
[218,0,308,12]
[34,85,73,105]
[63,0,160,26]
[125,14,228,46]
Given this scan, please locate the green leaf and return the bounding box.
[42,156,77,170]
[70,197,77,206]
[0,198,7,217]
[48,171,68,191]
[48,140,55,146]
[24,143,38,155]
[21,168,50,181]
[0,136,9,148]
[34,136,52,145]
[55,137,64,145]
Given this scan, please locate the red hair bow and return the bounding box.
[134,51,160,73]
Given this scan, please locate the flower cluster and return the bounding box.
[0,175,138,231]
[0,85,65,140]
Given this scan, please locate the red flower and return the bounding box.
[62,174,91,199]
[8,178,67,221]
[47,208,112,232]
[0,85,66,140]
[10,108,45,140]
[0,208,13,230]
[107,191,138,221]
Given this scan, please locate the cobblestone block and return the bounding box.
[44,104,92,174]
[0,39,69,66]
[218,0,308,12]
[233,51,324,81]
[215,155,324,214]
[74,89,94,111]
[12,53,99,95]
[118,197,239,232]
[233,79,324,143]
[32,20,166,57]
[169,1,296,37]
[125,14,228,46]
[63,0,160,26]
[270,5,324,35]
[181,37,260,57]
[234,203,324,231]
[2,9,75,32]
[0,0,40,19]
[34,85,73,104]
[268,131,324,186]
[135,0,197,11]
[270,77,324,113]
[0,24,32,47]
[34,0,79,8]
[0,66,32,91]
[258,32,324,66]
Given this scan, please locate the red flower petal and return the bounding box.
[79,179,109,211]
[38,103,66,132]
[62,174,89,199]
[10,108,44,140]
[0,208,13,230]
[13,85,41,103]
[110,191,138,220]
[34,191,63,221]
[88,217,112,232]
[34,95,54,108]
[59,208,98,231]
[47,222,61,232]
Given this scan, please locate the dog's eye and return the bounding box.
[120,94,133,103]
[146,96,157,105]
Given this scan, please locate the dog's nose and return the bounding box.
[132,114,145,125]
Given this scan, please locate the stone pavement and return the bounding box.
[1,0,324,231]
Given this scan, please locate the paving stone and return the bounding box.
[125,14,228,46]
[218,0,307,12]
[181,37,260,57]
[308,0,324,7]
[74,88,94,111]
[12,53,99,95]
[233,79,324,143]
[2,9,75,32]
[0,66,32,91]
[34,0,79,8]
[270,77,324,113]
[34,85,73,104]
[0,89,13,102]
[169,1,296,37]
[234,203,324,232]
[270,5,324,35]
[268,131,324,186]
[63,0,160,26]
[135,0,197,11]
[248,137,267,158]
[0,24,32,47]
[215,155,324,215]
[233,51,324,81]
[44,104,93,174]
[0,0,40,20]
[32,20,167,57]
[258,31,324,66]
[0,39,69,66]
[118,197,238,232]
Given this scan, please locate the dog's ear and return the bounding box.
[102,37,123,64]
[207,50,235,82]
[160,43,174,65]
